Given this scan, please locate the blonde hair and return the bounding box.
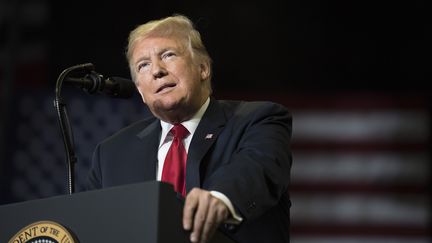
[126,14,212,89]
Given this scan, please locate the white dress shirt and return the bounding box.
[157,97,242,224]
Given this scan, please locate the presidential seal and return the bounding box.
[9,220,76,243]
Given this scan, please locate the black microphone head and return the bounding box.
[104,77,136,99]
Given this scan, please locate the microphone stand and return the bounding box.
[54,63,95,194]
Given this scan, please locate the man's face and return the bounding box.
[130,36,210,123]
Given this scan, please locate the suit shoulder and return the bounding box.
[99,116,157,144]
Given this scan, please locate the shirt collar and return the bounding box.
[159,97,210,148]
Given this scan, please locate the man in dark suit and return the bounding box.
[86,14,292,243]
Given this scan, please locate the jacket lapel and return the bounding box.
[136,119,161,181]
[186,99,226,191]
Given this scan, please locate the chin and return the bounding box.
[153,98,182,112]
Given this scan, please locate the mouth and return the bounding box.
[156,83,177,94]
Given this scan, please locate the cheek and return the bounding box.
[136,83,149,103]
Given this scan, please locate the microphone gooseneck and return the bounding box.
[54,63,135,195]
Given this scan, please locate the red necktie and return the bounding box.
[161,124,189,197]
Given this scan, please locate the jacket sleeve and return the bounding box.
[203,102,292,221]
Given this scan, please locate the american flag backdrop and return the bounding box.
[287,93,430,243]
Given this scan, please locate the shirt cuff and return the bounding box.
[210,191,243,224]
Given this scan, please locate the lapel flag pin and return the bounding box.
[205,134,214,139]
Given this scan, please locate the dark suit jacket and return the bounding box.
[87,98,292,243]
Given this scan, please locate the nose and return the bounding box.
[151,59,168,79]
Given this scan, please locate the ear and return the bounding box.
[199,62,210,81]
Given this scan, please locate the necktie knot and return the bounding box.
[171,124,189,140]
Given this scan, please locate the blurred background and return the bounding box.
[0,0,430,242]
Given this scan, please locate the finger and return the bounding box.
[200,197,229,243]
[183,189,199,230]
[199,201,218,243]
[216,204,229,222]
[191,191,210,242]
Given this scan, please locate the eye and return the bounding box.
[137,62,150,72]
[162,51,176,59]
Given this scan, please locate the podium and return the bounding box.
[0,181,235,242]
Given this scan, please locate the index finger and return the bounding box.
[183,189,199,230]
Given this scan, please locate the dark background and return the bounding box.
[48,0,429,92]
[1,0,430,241]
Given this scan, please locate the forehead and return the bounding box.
[131,36,185,57]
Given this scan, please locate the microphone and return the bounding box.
[65,71,136,99]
